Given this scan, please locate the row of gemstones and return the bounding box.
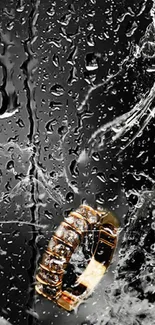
[36,205,100,298]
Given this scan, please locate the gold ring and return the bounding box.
[35,205,119,311]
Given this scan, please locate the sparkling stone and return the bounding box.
[40,270,60,284]
[37,283,43,291]
[49,258,64,271]
[55,225,65,238]
[76,206,87,217]
[40,270,48,281]
[45,285,57,296]
[44,254,51,266]
[48,238,56,251]
[65,216,74,224]
[65,215,87,232]
[64,229,79,244]
[55,224,79,245]
[87,211,98,224]
[53,243,71,259]
[52,274,60,283]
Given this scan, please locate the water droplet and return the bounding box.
[50,84,65,96]
[87,33,95,47]
[47,7,55,17]
[16,118,25,128]
[67,67,78,85]
[126,21,138,37]
[95,192,105,204]
[7,22,14,31]
[69,160,79,178]
[57,13,72,26]
[92,152,100,161]
[58,125,68,136]
[152,209,155,219]
[16,0,25,12]
[66,192,74,203]
[87,10,95,17]
[44,210,54,220]
[6,160,14,170]
[46,37,61,48]
[4,7,15,18]
[52,54,59,68]
[87,23,94,31]
[97,172,106,183]
[151,222,155,230]
[109,174,119,183]
[45,120,57,134]
[85,53,99,71]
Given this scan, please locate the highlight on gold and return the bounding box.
[35,205,119,311]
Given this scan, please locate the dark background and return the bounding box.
[0,0,155,324]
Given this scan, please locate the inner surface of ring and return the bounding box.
[35,205,118,311]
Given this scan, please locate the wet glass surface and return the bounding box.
[0,0,155,324]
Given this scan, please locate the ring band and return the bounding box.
[35,205,119,311]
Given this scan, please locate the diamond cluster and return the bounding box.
[76,205,99,224]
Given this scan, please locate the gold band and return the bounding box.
[35,205,119,311]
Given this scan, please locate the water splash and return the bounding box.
[78,82,155,163]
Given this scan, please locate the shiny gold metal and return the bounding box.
[35,205,119,311]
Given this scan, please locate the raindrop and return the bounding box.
[44,210,54,220]
[50,171,57,178]
[91,167,97,174]
[52,54,59,68]
[4,8,15,19]
[50,84,65,96]
[66,192,74,203]
[16,118,25,128]
[152,209,155,219]
[109,174,119,183]
[97,172,106,183]
[87,10,95,17]
[16,0,25,12]
[57,13,72,26]
[58,125,68,136]
[67,67,78,85]
[151,243,155,251]
[49,100,62,111]
[47,38,61,48]
[126,21,138,37]
[7,22,14,31]
[85,53,99,71]
[6,160,14,170]
[45,120,57,134]
[47,7,55,17]
[87,33,95,47]
[67,45,78,65]
[69,160,79,178]
[151,222,155,230]
[95,192,105,204]
[92,152,100,161]
[87,23,94,31]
